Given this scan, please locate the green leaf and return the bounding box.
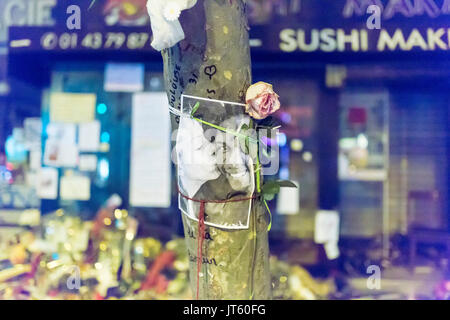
[277,180,297,188]
[237,123,259,159]
[240,124,249,132]
[239,136,248,154]
[238,124,249,154]
[262,181,280,195]
[190,102,200,116]
[260,180,297,202]
[263,193,276,201]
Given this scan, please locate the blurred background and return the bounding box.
[0,0,449,300]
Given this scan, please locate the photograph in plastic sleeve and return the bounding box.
[177,95,255,230]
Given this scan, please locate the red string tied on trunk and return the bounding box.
[177,187,255,300]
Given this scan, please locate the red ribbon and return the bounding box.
[196,201,206,300]
[177,187,255,300]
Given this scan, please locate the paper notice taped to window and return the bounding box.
[23,117,42,150]
[78,121,100,152]
[276,181,300,215]
[50,93,96,123]
[60,175,91,201]
[37,167,58,199]
[324,241,340,260]
[29,150,42,171]
[104,63,144,92]
[129,92,171,208]
[314,210,340,244]
[43,142,78,168]
[79,155,97,171]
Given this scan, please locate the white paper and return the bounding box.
[46,123,76,143]
[12,128,25,144]
[129,92,171,208]
[44,142,78,168]
[277,181,300,215]
[23,118,42,150]
[78,121,100,152]
[37,167,58,199]
[60,175,91,201]
[147,0,186,51]
[324,241,340,260]
[79,155,98,171]
[49,93,96,123]
[26,171,38,189]
[177,95,255,230]
[29,150,42,171]
[314,210,340,244]
[104,63,144,92]
[44,123,78,167]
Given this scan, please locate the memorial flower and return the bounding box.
[245,82,280,120]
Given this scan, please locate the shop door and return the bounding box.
[338,91,389,238]
[390,91,449,232]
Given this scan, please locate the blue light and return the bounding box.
[97,103,107,114]
[279,167,289,180]
[4,171,12,181]
[280,112,292,123]
[101,132,110,143]
[277,133,287,147]
[5,135,27,163]
[115,219,124,229]
[98,158,109,179]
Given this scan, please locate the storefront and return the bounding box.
[4,0,450,247]
[247,0,450,244]
[1,0,449,301]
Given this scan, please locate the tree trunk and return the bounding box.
[161,0,271,300]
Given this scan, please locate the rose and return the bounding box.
[245,82,280,120]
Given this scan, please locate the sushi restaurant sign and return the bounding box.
[278,27,450,53]
[5,0,450,54]
[249,0,450,53]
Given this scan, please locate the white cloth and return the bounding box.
[147,0,198,51]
